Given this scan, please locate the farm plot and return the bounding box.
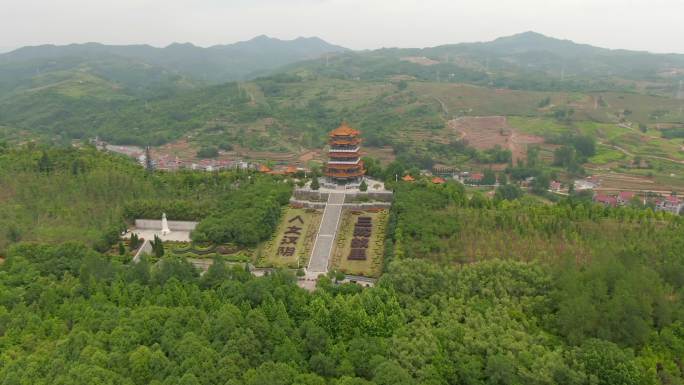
[449,116,544,163]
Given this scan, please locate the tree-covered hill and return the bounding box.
[1,144,684,383]
[286,31,684,94]
[0,35,348,89]
[0,145,291,253]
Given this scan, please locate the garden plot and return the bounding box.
[330,209,388,277]
[257,208,322,269]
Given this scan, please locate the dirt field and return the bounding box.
[449,116,544,163]
[589,171,684,193]
[363,146,396,165]
[400,56,439,66]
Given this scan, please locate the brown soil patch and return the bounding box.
[400,56,439,66]
[152,138,197,161]
[363,146,396,165]
[298,150,319,163]
[449,116,544,163]
[152,138,305,166]
[592,172,669,193]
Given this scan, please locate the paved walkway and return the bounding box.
[307,192,345,273]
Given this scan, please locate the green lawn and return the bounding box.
[589,144,627,164]
[508,116,569,136]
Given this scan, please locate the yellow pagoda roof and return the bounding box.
[329,122,360,137]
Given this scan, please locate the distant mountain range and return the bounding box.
[1,31,683,147]
[287,31,684,94]
[0,35,349,92]
[3,32,684,93]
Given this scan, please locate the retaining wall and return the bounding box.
[289,198,390,210]
[134,219,198,231]
[343,191,393,203]
[292,189,330,202]
[293,189,393,203]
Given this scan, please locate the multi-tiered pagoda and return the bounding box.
[325,122,365,183]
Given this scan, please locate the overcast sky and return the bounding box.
[2,0,684,53]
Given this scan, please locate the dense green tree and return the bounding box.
[495,184,523,201]
[196,146,219,159]
[481,168,496,185]
[310,177,320,191]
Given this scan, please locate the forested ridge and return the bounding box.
[2,146,684,384]
[0,145,292,252]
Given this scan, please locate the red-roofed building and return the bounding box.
[550,181,562,192]
[402,174,415,182]
[656,195,683,214]
[593,194,617,207]
[258,164,272,173]
[431,177,446,184]
[617,191,636,206]
[468,173,484,183]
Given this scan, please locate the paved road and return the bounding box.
[307,192,345,273]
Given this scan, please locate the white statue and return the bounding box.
[161,212,171,236]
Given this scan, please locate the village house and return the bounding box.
[466,172,484,184]
[593,194,617,207]
[655,195,683,215]
[616,191,636,206]
[574,176,600,191]
[257,164,303,176]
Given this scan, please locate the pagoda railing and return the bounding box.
[329,146,359,153]
[325,171,365,178]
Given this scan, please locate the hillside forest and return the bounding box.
[1,146,684,384]
[2,31,684,385]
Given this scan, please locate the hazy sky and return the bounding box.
[3,0,684,53]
